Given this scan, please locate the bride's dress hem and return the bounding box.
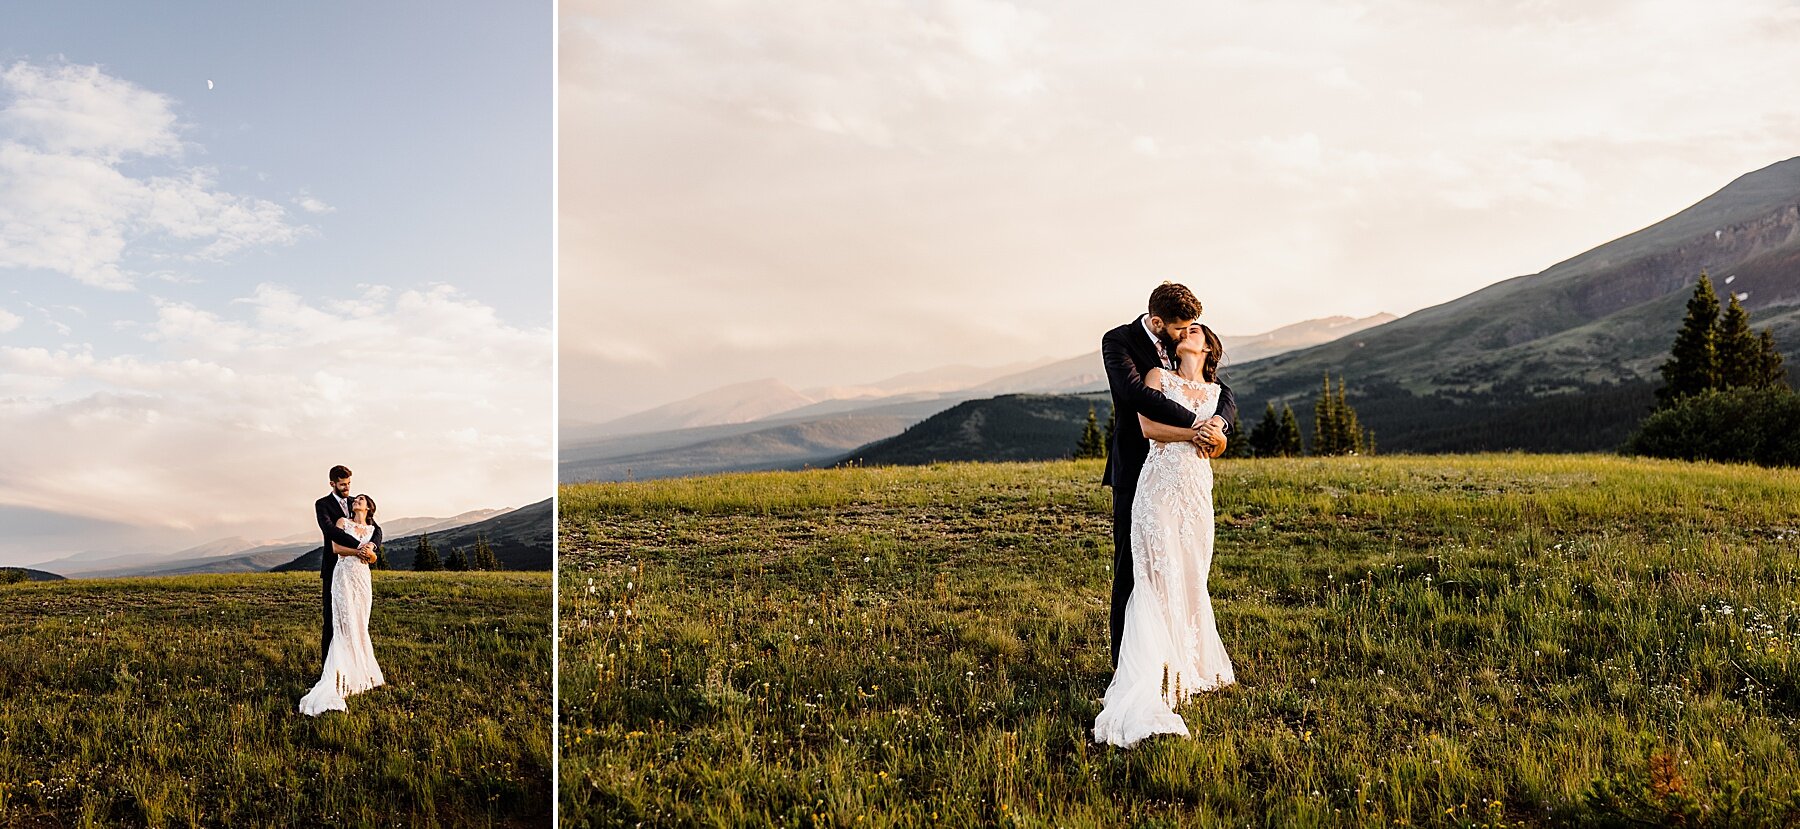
[299,521,386,718]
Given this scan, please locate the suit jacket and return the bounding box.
[1100,315,1238,490]
[316,493,383,576]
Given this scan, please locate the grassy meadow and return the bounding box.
[559,455,1800,827]
[0,570,551,828]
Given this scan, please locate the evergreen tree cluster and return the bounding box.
[1311,372,1372,456]
[473,535,502,570]
[414,531,505,572]
[1247,402,1304,457]
[1656,272,1787,407]
[1244,375,1373,458]
[1632,272,1796,467]
[413,533,441,571]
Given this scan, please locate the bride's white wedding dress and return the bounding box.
[1093,370,1235,748]
[298,520,385,716]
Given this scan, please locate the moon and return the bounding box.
[207,80,214,90]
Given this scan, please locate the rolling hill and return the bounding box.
[0,567,67,582]
[839,393,1113,467]
[270,498,553,572]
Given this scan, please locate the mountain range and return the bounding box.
[561,313,1394,482]
[27,506,538,579]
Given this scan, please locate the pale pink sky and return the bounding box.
[561,0,1800,419]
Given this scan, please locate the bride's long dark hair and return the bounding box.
[1198,325,1224,383]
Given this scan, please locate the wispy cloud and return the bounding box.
[0,61,306,289]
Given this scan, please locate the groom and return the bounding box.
[316,465,380,661]
[1101,281,1236,667]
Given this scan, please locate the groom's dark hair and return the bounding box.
[1148,282,1201,323]
[330,465,352,481]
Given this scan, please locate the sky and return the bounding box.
[560,0,1800,422]
[0,2,552,566]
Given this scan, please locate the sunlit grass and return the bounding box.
[560,455,1800,827]
[0,571,552,828]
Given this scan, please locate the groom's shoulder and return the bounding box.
[313,493,333,508]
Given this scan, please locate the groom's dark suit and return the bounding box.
[316,493,382,661]
[1101,315,1237,667]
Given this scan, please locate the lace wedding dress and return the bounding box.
[1093,370,1236,748]
[299,520,385,716]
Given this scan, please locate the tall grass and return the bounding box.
[560,455,1800,827]
[0,571,551,828]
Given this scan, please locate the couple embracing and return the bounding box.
[1093,282,1238,748]
[298,464,387,717]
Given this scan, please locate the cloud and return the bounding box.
[0,60,307,289]
[0,306,19,333]
[294,191,335,214]
[0,283,551,554]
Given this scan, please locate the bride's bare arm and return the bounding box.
[1139,412,1201,443]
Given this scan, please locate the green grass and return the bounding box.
[559,455,1800,827]
[0,571,551,828]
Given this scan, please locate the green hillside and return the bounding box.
[0,571,551,827]
[0,567,66,582]
[560,457,1800,827]
[839,393,1111,467]
[1230,157,1800,452]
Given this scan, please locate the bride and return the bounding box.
[1093,323,1236,748]
[299,493,387,716]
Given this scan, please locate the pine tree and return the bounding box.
[1331,378,1351,454]
[1249,402,1281,458]
[1076,406,1105,459]
[1278,405,1304,457]
[413,532,441,571]
[1313,373,1340,456]
[1334,377,1364,455]
[444,546,469,571]
[1657,273,1722,407]
[1756,330,1789,389]
[1717,292,1762,389]
[372,546,389,570]
[473,534,501,570]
